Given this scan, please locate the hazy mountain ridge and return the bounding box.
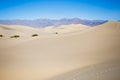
[0,18,108,27]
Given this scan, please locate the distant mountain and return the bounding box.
[0,18,108,27]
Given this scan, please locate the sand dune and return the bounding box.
[0,24,42,37]
[0,21,120,80]
[49,60,120,80]
[43,24,89,34]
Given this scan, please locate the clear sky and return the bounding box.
[0,0,120,20]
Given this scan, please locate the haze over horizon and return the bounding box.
[0,0,120,20]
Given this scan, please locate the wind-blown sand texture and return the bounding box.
[0,21,120,80]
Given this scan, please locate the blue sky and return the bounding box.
[0,0,120,20]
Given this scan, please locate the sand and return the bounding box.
[0,21,120,80]
[49,60,120,80]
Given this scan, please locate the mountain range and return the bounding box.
[0,18,108,27]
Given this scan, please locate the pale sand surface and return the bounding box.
[0,21,120,80]
[48,60,120,80]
